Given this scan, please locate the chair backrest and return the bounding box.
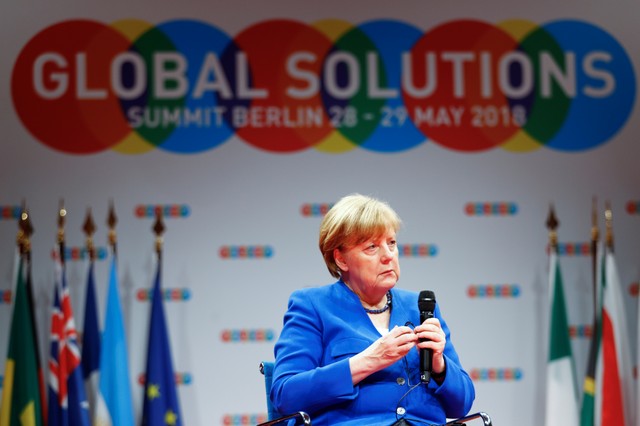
[259,361,280,421]
[258,362,312,426]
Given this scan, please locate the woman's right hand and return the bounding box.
[349,325,418,385]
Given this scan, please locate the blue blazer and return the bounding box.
[271,281,475,425]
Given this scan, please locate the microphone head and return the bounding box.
[418,290,436,311]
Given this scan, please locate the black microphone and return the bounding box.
[418,290,436,384]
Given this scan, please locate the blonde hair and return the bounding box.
[319,194,402,278]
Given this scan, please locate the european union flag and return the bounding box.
[141,266,182,426]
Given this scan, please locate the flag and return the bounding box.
[47,250,91,426]
[637,276,640,426]
[25,255,47,424]
[94,255,134,426]
[545,251,579,425]
[141,265,182,426]
[635,276,640,426]
[579,251,602,426]
[0,257,43,426]
[594,248,634,426]
[81,261,100,420]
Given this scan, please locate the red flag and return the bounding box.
[596,249,634,425]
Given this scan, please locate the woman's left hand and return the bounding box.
[414,318,446,374]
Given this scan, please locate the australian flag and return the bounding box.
[48,250,90,426]
[141,265,182,426]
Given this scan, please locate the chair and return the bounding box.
[258,361,312,425]
[258,361,492,426]
[443,412,492,425]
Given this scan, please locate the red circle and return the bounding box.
[136,289,147,301]
[464,203,475,215]
[12,20,133,154]
[404,20,520,152]
[219,246,229,258]
[467,286,477,298]
[233,19,334,152]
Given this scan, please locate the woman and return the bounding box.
[271,194,475,425]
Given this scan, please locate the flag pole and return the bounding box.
[81,206,99,418]
[604,200,613,253]
[95,199,135,424]
[48,200,91,425]
[107,200,118,256]
[57,199,66,265]
[599,202,634,425]
[142,208,182,425]
[580,198,602,426]
[591,197,599,316]
[18,202,46,424]
[153,208,165,264]
[83,208,96,262]
[1,205,45,425]
[17,200,32,258]
[546,203,559,252]
[545,203,580,425]
[17,201,34,289]
[17,200,34,276]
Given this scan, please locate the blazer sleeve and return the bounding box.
[431,307,476,418]
[270,289,358,415]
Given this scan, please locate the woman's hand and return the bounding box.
[349,325,418,385]
[414,318,446,375]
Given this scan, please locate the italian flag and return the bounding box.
[545,252,579,425]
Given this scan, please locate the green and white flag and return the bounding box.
[545,251,579,426]
[0,257,43,426]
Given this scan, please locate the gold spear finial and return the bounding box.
[107,200,118,254]
[591,196,599,244]
[17,200,34,256]
[546,203,559,251]
[57,199,67,262]
[17,200,26,252]
[605,200,614,252]
[589,197,599,313]
[57,199,66,245]
[83,207,96,261]
[152,207,165,258]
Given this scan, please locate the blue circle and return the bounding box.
[154,20,236,153]
[355,20,426,152]
[542,20,635,151]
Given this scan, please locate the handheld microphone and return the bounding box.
[418,290,436,384]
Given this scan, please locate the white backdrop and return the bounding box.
[1,0,639,425]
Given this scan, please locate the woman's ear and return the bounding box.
[333,248,348,272]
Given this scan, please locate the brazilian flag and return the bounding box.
[0,258,43,426]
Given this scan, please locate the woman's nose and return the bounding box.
[380,244,394,261]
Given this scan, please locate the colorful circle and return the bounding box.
[12,18,635,154]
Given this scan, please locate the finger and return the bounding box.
[423,318,442,329]
[416,319,441,333]
[392,325,415,336]
[415,330,445,347]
